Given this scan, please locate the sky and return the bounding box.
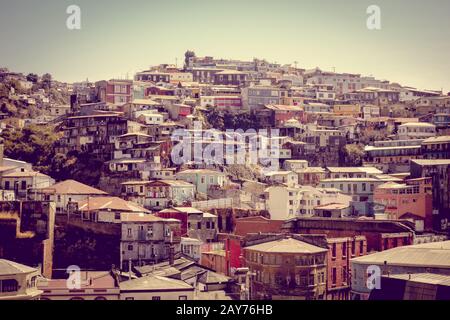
[0,0,449,92]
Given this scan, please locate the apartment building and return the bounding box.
[55,113,129,161]
[265,185,352,220]
[156,207,218,243]
[374,177,433,230]
[95,80,133,106]
[421,136,450,159]
[410,159,450,231]
[120,212,181,269]
[398,122,436,140]
[319,178,387,216]
[243,236,327,300]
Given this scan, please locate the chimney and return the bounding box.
[0,142,4,166]
[169,231,175,266]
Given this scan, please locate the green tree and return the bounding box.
[26,73,39,83]
[184,50,196,69]
[343,144,365,166]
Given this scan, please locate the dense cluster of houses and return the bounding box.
[1,52,450,300]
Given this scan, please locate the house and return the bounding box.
[30,179,107,215]
[77,196,150,224]
[263,171,298,188]
[283,160,308,171]
[95,79,133,106]
[241,85,288,111]
[314,203,351,218]
[175,169,227,195]
[421,136,450,160]
[181,237,202,262]
[49,104,71,117]
[213,70,248,86]
[398,122,436,140]
[200,95,243,112]
[120,212,181,269]
[119,274,194,300]
[374,178,433,230]
[157,207,218,243]
[0,259,42,300]
[295,167,327,186]
[243,236,328,300]
[0,169,55,200]
[38,271,120,300]
[410,159,450,231]
[364,139,423,173]
[146,180,196,210]
[304,102,332,113]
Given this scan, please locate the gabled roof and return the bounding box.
[78,196,149,213]
[0,259,38,276]
[119,274,193,291]
[38,180,107,195]
[244,237,327,254]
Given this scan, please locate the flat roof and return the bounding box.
[351,241,450,268]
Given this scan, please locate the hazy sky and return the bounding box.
[1,0,449,92]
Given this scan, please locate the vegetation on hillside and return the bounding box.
[1,125,103,186]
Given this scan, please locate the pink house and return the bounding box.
[374,177,433,230]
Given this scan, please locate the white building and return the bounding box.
[265,185,352,220]
[319,178,387,216]
[0,169,55,199]
[263,171,298,188]
[0,259,42,300]
[181,237,203,262]
[176,169,227,195]
[398,122,436,140]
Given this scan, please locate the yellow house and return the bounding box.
[333,104,361,117]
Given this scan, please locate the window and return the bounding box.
[0,279,18,293]
[332,268,337,285]
[128,245,133,251]
[21,180,27,190]
[342,242,347,258]
[360,241,364,254]
[332,243,337,259]
[197,222,202,229]
[152,296,161,301]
